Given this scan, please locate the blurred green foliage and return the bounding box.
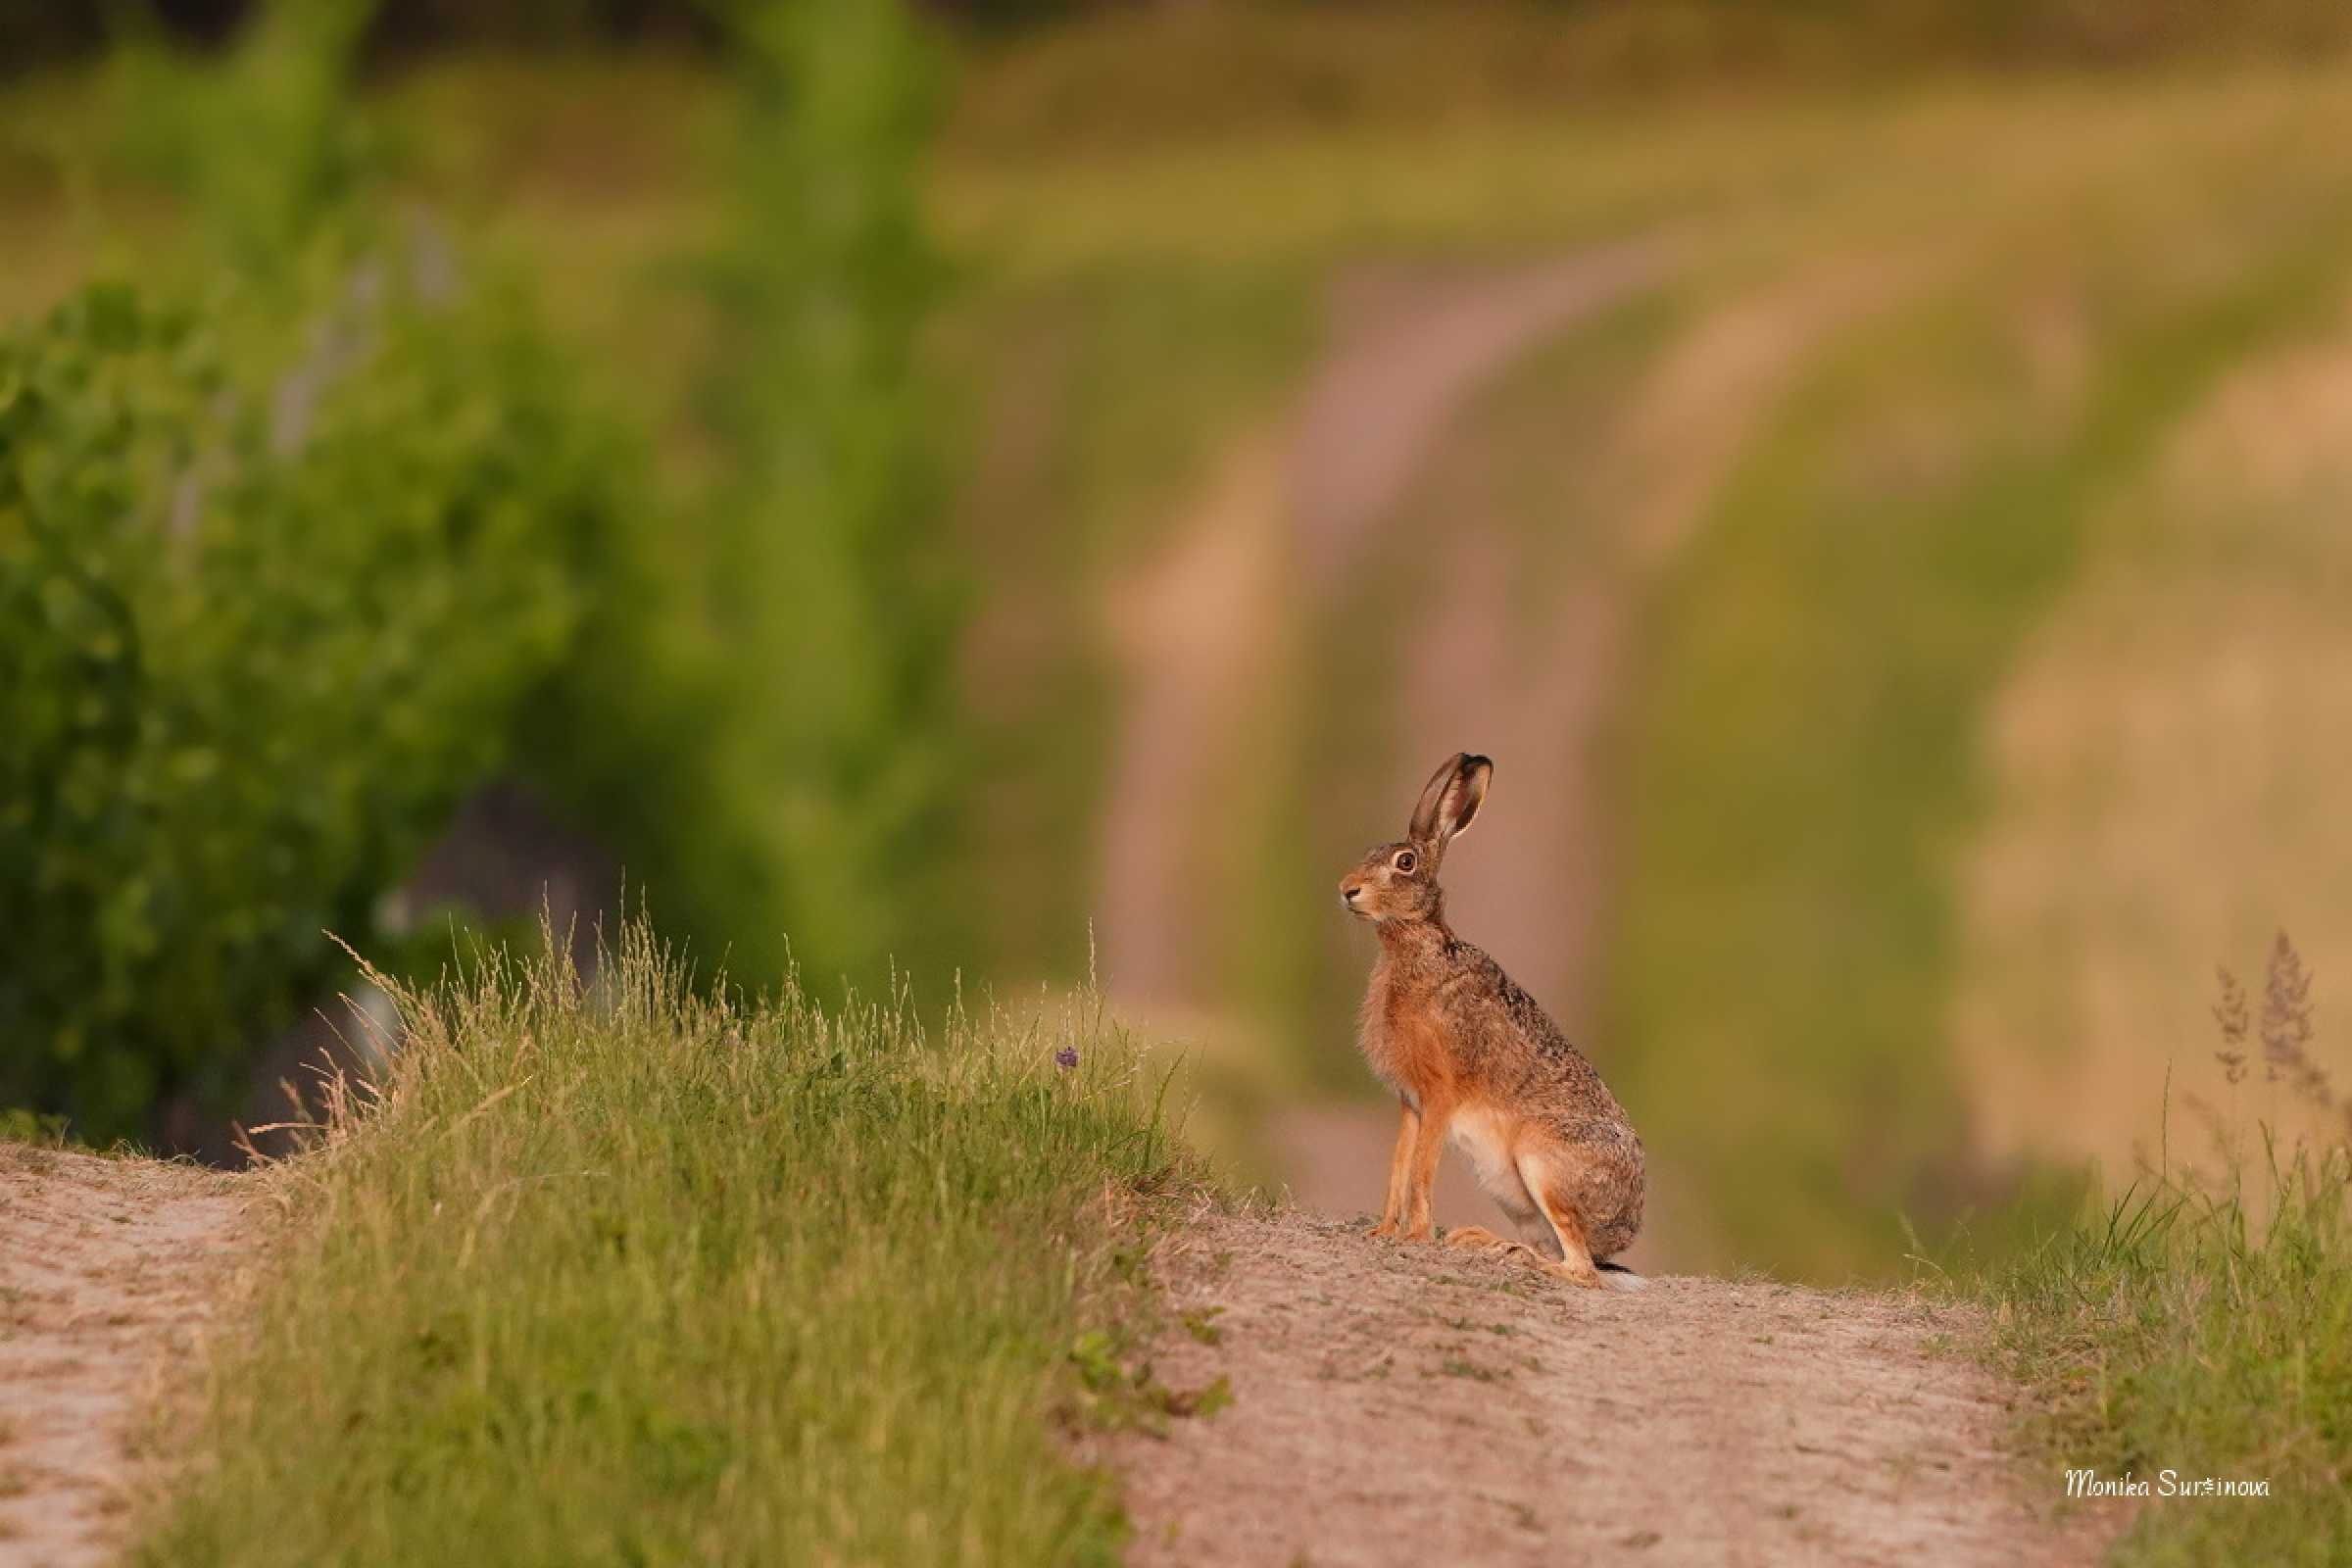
[681,0,960,993]
[0,271,615,1141]
[3,0,958,1142]
[456,0,966,1001]
[108,0,378,278]
[0,0,629,1144]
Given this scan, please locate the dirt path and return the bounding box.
[0,1147,246,1568]
[1289,243,1670,589]
[1106,1205,2114,1568]
[1405,261,1898,1021]
[1099,435,1292,1010]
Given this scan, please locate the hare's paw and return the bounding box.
[1445,1226,1541,1261]
[1442,1225,1509,1250]
[1540,1258,1604,1290]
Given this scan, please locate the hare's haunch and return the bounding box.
[1338,753,1646,1291]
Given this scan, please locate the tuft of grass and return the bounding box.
[1977,943,2352,1563]
[1432,1355,1508,1383]
[135,922,1202,1567]
[0,1109,74,1149]
[1179,1305,1226,1347]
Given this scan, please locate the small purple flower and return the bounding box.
[1054,1045,1080,1073]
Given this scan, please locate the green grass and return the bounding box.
[1980,1140,2352,1559]
[1970,943,2352,1561]
[135,926,1202,1567]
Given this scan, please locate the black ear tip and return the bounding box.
[1463,753,1493,773]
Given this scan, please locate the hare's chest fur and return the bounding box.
[1357,959,1458,1105]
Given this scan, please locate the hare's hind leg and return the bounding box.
[1512,1141,1604,1290]
[1444,1107,1548,1262]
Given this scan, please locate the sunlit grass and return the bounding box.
[135,925,1199,1567]
[1976,942,2352,1563]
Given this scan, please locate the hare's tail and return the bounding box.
[1596,1261,1649,1294]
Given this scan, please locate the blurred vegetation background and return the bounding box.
[6,0,2352,1281]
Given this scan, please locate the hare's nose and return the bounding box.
[1341,883,1361,904]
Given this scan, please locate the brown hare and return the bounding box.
[1339,752,1646,1290]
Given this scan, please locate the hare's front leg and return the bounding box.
[1368,1100,1418,1238]
[1396,1096,1455,1242]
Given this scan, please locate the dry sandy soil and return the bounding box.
[0,1147,246,1568]
[1104,1204,2120,1568]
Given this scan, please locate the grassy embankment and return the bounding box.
[1985,1160,2352,1565]
[1971,941,2352,1563]
[135,929,1203,1566]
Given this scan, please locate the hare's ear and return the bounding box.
[1408,753,1492,849]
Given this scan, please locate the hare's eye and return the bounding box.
[1394,850,1417,873]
